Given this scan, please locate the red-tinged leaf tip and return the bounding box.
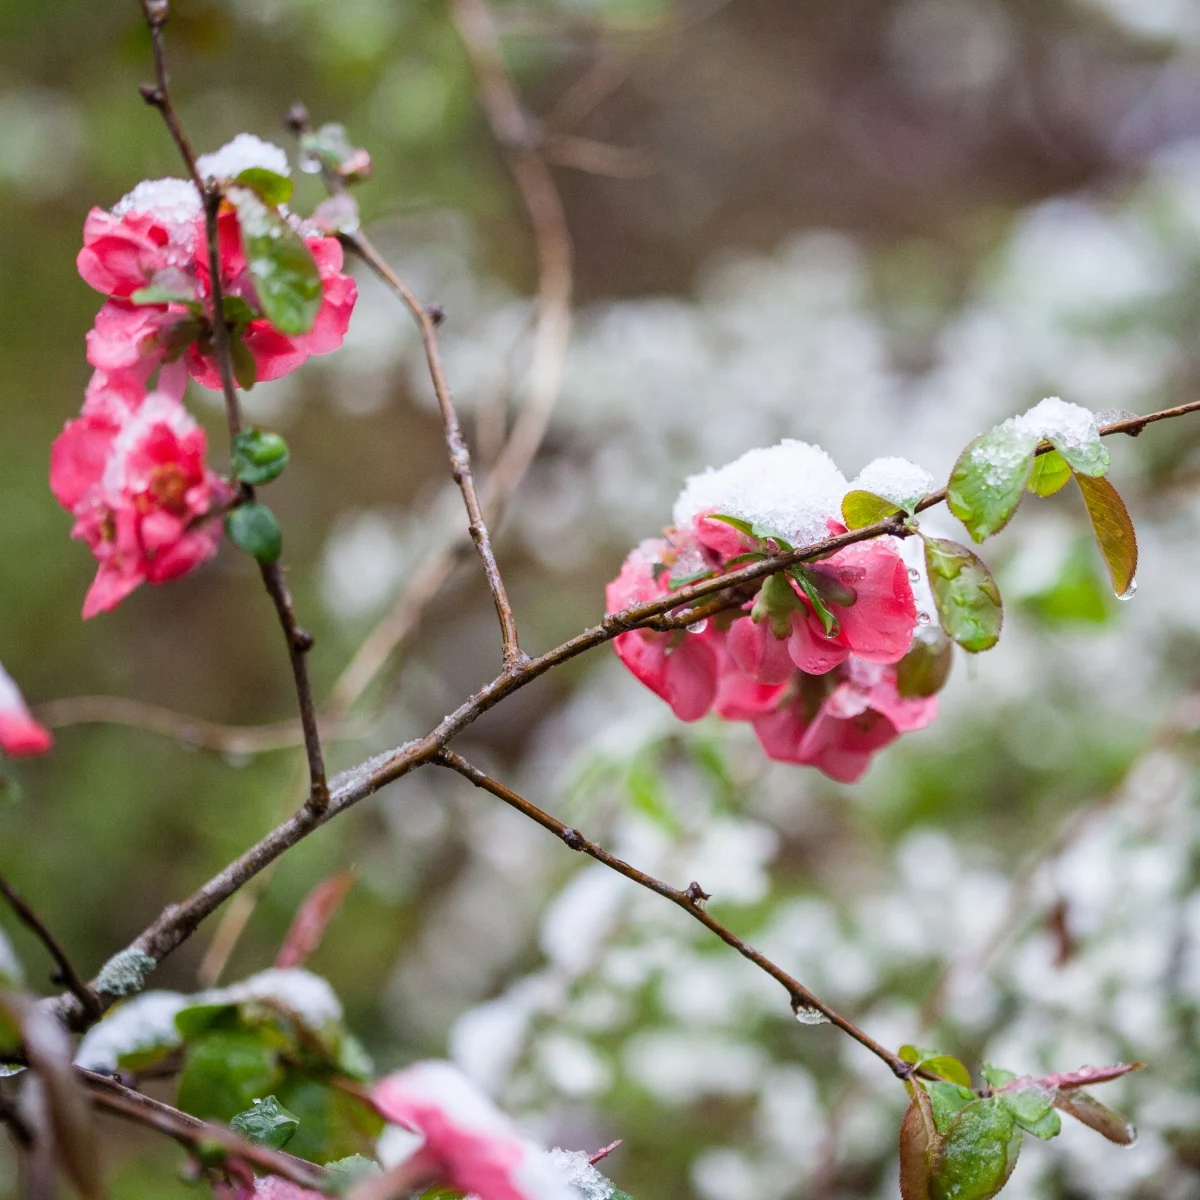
[1052,1089,1138,1146]
[1035,1062,1144,1091]
[275,870,357,970]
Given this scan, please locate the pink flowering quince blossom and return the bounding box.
[76,135,356,394]
[51,390,231,618]
[372,1061,573,1200]
[0,662,51,757]
[606,440,942,781]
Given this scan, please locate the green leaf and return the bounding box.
[980,1063,1016,1090]
[175,1003,238,1042]
[234,167,294,206]
[626,751,680,834]
[787,567,841,637]
[176,1030,282,1122]
[896,632,954,698]
[1026,450,1072,497]
[326,1156,384,1188]
[1074,474,1137,598]
[707,513,757,539]
[842,489,903,529]
[947,423,1039,542]
[667,567,715,590]
[231,429,290,486]
[931,1098,1022,1200]
[131,284,197,307]
[229,186,322,336]
[923,1056,973,1089]
[1000,1087,1053,1128]
[221,295,259,329]
[900,1086,940,1200]
[275,1074,384,1163]
[226,504,283,565]
[230,1095,300,1150]
[229,335,258,391]
[752,571,808,639]
[1047,429,1109,479]
[927,1082,977,1136]
[923,536,1003,653]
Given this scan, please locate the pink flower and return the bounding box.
[50,391,230,618]
[0,662,51,757]
[605,540,721,722]
[752,659,937,782]
[372,1061,572,1200]
[185,209,357,389]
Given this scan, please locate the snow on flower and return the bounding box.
[75,136,356,396]
[50,390,231,618]
[0,660,51,757]
[608,440,940,780]
[372,1060,574,1200]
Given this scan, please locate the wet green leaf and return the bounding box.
[229,186,321,335]
[923,536,1003,652]
[896,632,954,698]
[131,284,197,307]
[275,1074,383,1163]
[176,1029,282,1122]
[1047,428,1108,478]
[230,1095,299,1150]
[980,1064,1016,1090]
[947,424,1038,542]
[842,489,903,529]
[1026,449,1072,497]
[234,167,294,206]
[1074,474,1137,598]
[231,428,289,486]
[229,334,258,391]
[928,1082,977,1136]
[226,503,283,564]
[923,1056,973,1089]
[788,567,840,636]
[931,1097,1022,1200]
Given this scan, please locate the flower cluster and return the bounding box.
[52,136,357,616]
[0,660,51,757]
[606,441,941,781]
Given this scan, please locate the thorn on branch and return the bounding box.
[561,827,586,851]
[291,627,315,654]
[424,303,446,326]
[138,83,165,107]
[685,880,711,904]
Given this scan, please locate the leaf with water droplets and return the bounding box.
[900,1086,940,1200]
[842,489,903,530]
[1036,1062,1144,1091]
[1074,475,1137,598]
[923,536,1003,653]
[928,1082,977,1136]
[999,1088,1060,1140]
[947,423,1038,542]
[930,1097,1022,1200]
[1052,1089,1137,1145]
[1026,450,1072,497]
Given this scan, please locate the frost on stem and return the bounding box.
[94,947,157,998]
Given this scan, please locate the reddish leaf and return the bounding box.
[1074,474,1137,598]
[1036,1062,1143,1091]
[1052,1089,1137,1145]
[275,871,356,969]
[900,1085,939,1200]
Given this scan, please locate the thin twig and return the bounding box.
[343,231,524,671]
[80,1069,329,1189]
[34,695,360,756]
[57,397,1200,1031]
[433,749,912,1076]
[138,2,329,812]
[0,876,99,1020]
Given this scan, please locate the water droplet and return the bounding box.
[686,619,709,634]
[1118,578,1137,602]
[793,1004,830,1026]
[917,611,931,625]
[907,567,921,582]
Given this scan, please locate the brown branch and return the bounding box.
[432,749,914,1078]
[0,876,99,1020]
[79,1069,329,1190]
[34,695,360,756]
[56,396,1200,1032]
[342,231,524,671]
[138,2,329,812]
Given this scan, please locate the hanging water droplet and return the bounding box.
[1118,578,1137,602]
[907,567,921,582]
[686,618,709,634]
[917,611,931,625]
[793,1004,830,1026]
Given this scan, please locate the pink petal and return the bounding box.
[728,615,796,685]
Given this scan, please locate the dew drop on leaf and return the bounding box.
[917,612,931,625]
[687,619,709,634]
[1118,578,1137,602]
[908,567,921,582]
